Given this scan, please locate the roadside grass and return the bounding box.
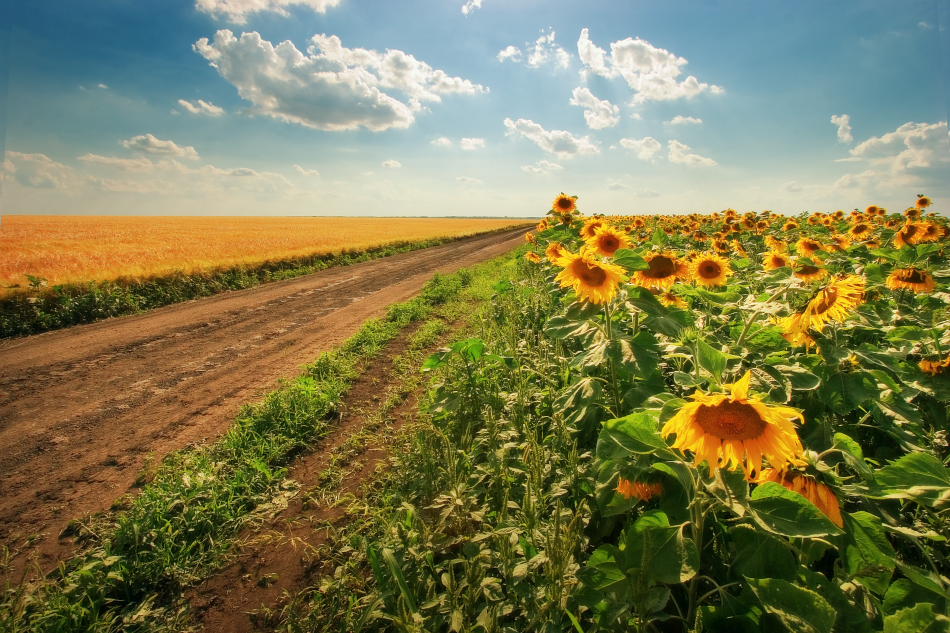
[0,251,519,633]
[0,227,520,339]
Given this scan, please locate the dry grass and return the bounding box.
[0,215,530,289]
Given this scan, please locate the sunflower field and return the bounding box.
[304,194,950,633]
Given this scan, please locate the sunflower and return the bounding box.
[631,251,688,290]
[545,241,572,265]
[916,195,932,209]
[778,312,817,348]
[586,225,630,257]
[555,250,626,304]
[802,275,865,330]
[763,251,791,271]
[886,267,936,293]
[793,263,828,282]
[894,222,923,248]
[795,237,823,257]
[552,193,577,214]
[848,222,874,239]
[691,252,732,287]
[829,234,851,251]
[524,251,542,263]
[580,218,606,240]
[524,231,536,244]
[865,205,879,215]
[658,290,688,309]
[662,371,805,478]
[616,478,664,501]
[919,357,950,376]
[757,469,844,528]
[765,235,788,252]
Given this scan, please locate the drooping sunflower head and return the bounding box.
[615,477,664,502]
[886,267,937,293]
[661,371,806,478]
[763,251,791,271]
[552,193,577,215]
[631,251,688,290]
[803,275,865,331]
[793,262,828,282]
[554,250,626,304]
[757,469,844,527]
[586,225,630,257]
[691,252,732,287]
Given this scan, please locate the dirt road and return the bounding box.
[0,227,525,574]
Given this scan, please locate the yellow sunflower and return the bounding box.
[580,218,606,240]
[662,371,805,478]
[763,251,791,271]
[793,263,828,282]
[886,267,936,293]
[919,356,950,376]
[631,251,688,290]
[555,250,626,304]
[757,469,844,528]
[524,231,536,244]
[586,225,630,258]
[916,195,932,209]
[802,275,865,330]
[894,222,924,248]
[615,478,664,502]
[524,251,542,263]
[765,235,788,252]
[545,241,572,265]
[795,237,824,257]
[552,193,577,214]
[657,290,688,309]
[848,222,874,239]
[778,312,816,348]
[691,252,732,287]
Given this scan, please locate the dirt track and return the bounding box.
[0,227,525,575]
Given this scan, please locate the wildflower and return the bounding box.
[586,225,630,258]
[616,478,664,501]
[758,468,844,528]
[691,252,732,287]
[886,267,936,293]
[631,251,688,290]
[555,250,626,304]
[662,371,805,478]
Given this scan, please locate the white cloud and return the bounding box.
[97,83,109,90]
[431,136,454,148]
[382,159,402,168]
[619,136,661,161]
[830,114,853,143]
[569,86,620,130]
[461,0,482,15]
[918,21,934,30]
[121,133,200,160]
[496,45,522,63]
[193,30,487,132]
[521,160,563,174]
[668,139,717,166]
[456,176,483,185]
[178,98,225,116]
[460,137,486,151]
[195,0,343,24]
[293,164,320,176]
[78,153,155,171]
[3,151,77,189]
[667,115,702,126]
[577,28,723,105]
[499,29,571,70]
[503,117,599,159]
[836,120,949,190]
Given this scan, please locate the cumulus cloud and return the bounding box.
[78,153,155,171]
[667,115,702,126]
[577,28,723,105]
[431,136,454,148]
[503,117,599,159]
[619,136,661,161]
[521,160,563,174]
[195,0,343,24]
[461,0,482,15]
[194,30,487,132]
[497,29,571,70]
[668,140,717,166]
[121,133,200,160]
[569,86,620,130]
[835,120,949,190]
[381,159,402,168]
[178,98,225,116]
[460,137,486,151]
[3,151,78,189]
[830,114,853,143]
[293,164,320,176]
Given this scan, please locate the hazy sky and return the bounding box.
[1,0,948,216]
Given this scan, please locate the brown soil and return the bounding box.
[188,320,437,632]
[0,227,524,580]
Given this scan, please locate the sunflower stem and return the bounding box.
[734,283,793,349]
[603,303,623,416]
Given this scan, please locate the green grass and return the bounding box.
[0,252,518,633]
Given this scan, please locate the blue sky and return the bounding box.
[1,0,948,216]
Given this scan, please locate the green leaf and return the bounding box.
[597,411,675,460]
[650,226,668,246]
[697,338,729,382]
[834,432,872,477]
[775,364,821,391]
[750,482,842,537]
[730,525,797,580]
[747,578,836,633]
[620,510,699,585]
[798,569,873,633]
[544,315,594,340]
[884,603,950,633]
[884,579,948,616]
[876,452,950,507]
[613,248,649,271]
[843,511,896,595]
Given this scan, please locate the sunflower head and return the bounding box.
[779,312,817,348]
[849,222,874,239]
[631,251,688,290]
[886,267,936,293]
[524,251,542,263]
[691,252,732,287]
[552,193,577,215]
[545,241,572,265]
[803,275,865,331]
[793,262,828,282]
[916,194,932,209]
[580,219,606,240]
[763,251,791,271]
[662,371,806,478]
[795,237,823,256]
[586,225,630,258]
[757,468,844,527]
[554,250,626,304]
[765,235,788,252]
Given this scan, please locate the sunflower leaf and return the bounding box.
[749,482,842,537]
[746,578,836,633]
